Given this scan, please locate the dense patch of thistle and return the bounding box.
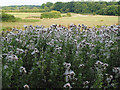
[1,24,120,88]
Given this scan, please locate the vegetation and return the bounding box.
[2,12,118,30]
[66,13,71,17]
[1,12,20,22]
[2,24,120,88]
[40,11,61,19]
[97,5,119,16]
[2,1,119,16]
[1,12,40,23]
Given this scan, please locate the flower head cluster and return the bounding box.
[24,84,29,90]
[6,54,18,61]
[2,24,119,88]
[31,48,39,55]
[20,66,27,74]
[63,62,77,89]
[94,60,108,71]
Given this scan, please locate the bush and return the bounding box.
[66,13,71,17]
[40,11,61,19]
[93,12,96,15]
[1,12,17,22]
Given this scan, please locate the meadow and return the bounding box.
[1,1,119,89]
[2,12,118,30]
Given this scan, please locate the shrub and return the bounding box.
[93,12,96,15]
[1,12,22,22]
[66,13,71,17]
[40,11,61,19]
[1,12,17,22]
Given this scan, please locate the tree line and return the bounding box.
[2,1,119,16]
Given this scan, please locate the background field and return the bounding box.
[2,12,118,30]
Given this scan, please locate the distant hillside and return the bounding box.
[2,5,41,10]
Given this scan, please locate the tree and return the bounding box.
[53,2,64,11]
[46,2,53,8]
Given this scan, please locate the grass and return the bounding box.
[2,12,118,30]
[6,12,42,19]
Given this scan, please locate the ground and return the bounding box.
[2,12,118,30]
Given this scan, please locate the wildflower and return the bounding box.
[4,65,8,69]
[102,63,108,69]
[112,67,120,74]
[83,81,89,85]
[64,69,69,82]
[107,75,113,83]
[94,60,104,71]
[31,48,39,55]
[73,39,77,44]
[8,51,13,55]
[90,54,97,59]
[16,48,24,54]
[79,64,84,68]
[78,24,81,27]
[95,60,103,66]
[83,81,89,88]
[77,43,83,49]
[64,83,72,89]
[63,62,71,70]
[7,55,18,61]
[15,38,22,43]
[24,84,29,89]
[24,25,27,30]
[20,66,27,74]
[69,70,75,79]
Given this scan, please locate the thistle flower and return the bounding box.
[78,24,81,27]
[24,84,29,89]
[106,75,113,83]
[102,63,108,69]
[90,54,97,59]
[94,60,104,71]
[63,62,71,70]
[112,67,120,74]
[7,55,18,61]
[83,81,89,88]
[16,38,22,43]
[8,51,13,55]
[63,83,72,89]
[16,48,24,54]
[24,25,27,30]
[79,64,84,68]
[77,43,83,50]
[20,66,27,74]
[4,65,8,69]
[69,70,75,79]
[95,60,103,65]
[31,48,39,55]
[83,81,89,85]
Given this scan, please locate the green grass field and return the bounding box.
[2,12,118,30]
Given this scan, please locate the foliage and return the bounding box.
[2,1,119,16]
[96,5,119,16]
[3,9,47,13]
[66,13,71,17]
[2,24,120,89]
[93,12,96,15]
[1,12,22,22]
[40,11,61,19]
[1,12,16,22]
